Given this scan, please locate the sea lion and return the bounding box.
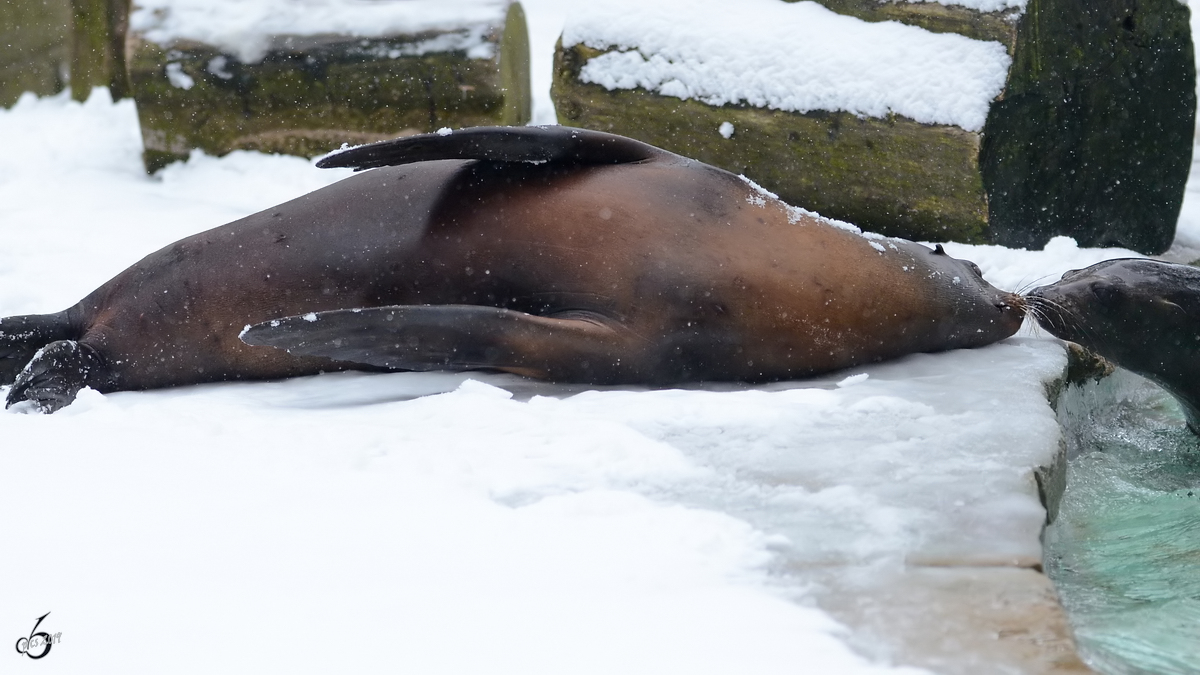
[1028,258,1200,431]
[1,126,1025,413]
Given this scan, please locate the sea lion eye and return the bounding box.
[1091,281,1121,305]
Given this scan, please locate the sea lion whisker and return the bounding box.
[1021,299,1054,337]
[1154,298,1187,315]
[1031,294,1113,352]
[1024,294,1078,337]
[1022,309,1048,338]
[1013,273,1059,297]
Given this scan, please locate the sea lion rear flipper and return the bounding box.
[0,312,76,385]
[5,340,108,413]
[239,305,642,383]
[316,126,666,172]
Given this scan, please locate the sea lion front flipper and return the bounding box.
[240,305,645,384]
[316,126,666,172]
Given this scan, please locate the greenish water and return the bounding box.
[1046,371,1200,674]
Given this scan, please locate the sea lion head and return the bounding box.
[1027,258,1200,380]
[914,243,1026,350]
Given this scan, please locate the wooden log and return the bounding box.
[128,0,531,172]
[0,0,72,107]
[68,0,130,102]
[556,41,992,243]
[806,0,1021,47]
[553,0,1195,253]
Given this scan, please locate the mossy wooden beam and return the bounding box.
[500,2,532,126]
[69,0,130,101]
[800,0,1021,50]
[553,0,1195,253]
[129,2,531,172]
[554,42,990,243]
[0,0,71,107]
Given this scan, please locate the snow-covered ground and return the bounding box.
[3,1,1200,672]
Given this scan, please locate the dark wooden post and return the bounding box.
[68,0,129,101]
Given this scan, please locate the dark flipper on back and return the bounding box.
[0,312,76,385]
[316,125,668,172]
[6,340,110,413]
[2,312,114,413]
[240,305,647,384]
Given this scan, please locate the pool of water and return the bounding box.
[1046,370,1200,674]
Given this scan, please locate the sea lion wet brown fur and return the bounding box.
[1,126,1025,412]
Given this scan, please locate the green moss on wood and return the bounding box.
[797,0,1020,50]
[980,0,1196,254]
[0,0,71,107]
[69,0,129,102]
[500,2,532,125]
[552,42,989,243]
[130,13,529,171]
